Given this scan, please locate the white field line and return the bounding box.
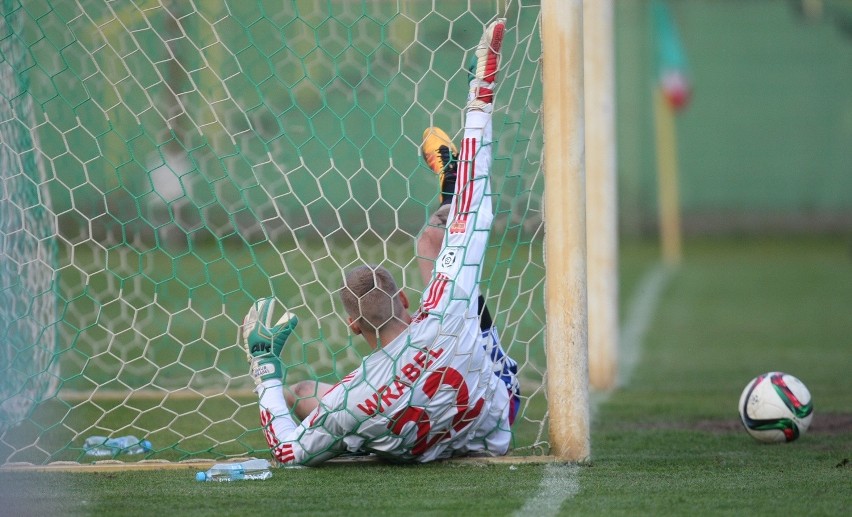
[514,463,580,516]
[514,263,673,517]
[613,263,673,389]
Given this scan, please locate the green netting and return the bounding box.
[0,0,546,464]
[0,0,60,436]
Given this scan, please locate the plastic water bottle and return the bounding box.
[195,459,273,482]
[83,435,153,457]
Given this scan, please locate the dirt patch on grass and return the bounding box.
[809,412,852,435]
[633,412,852,435]
[693,419,743,433]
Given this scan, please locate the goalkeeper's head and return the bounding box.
[340,265,411,348]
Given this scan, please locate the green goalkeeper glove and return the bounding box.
[243,297,298,384]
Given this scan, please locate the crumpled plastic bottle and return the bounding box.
[83,435,153,457]
[195,459,273,482]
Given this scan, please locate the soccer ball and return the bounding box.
[738,372,813,443]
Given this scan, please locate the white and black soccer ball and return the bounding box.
[738,372,813,443]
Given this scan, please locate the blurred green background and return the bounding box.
[13,0,852,240]
[618,0,852,235]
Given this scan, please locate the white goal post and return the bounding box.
[541,0,590,462]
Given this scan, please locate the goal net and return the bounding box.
[0,0,546,464]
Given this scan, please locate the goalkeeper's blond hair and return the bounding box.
[340,265,406,334]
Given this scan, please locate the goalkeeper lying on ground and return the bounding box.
[242,19,519,465]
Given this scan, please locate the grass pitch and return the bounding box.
[1,236,850,516]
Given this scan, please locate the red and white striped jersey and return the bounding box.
[260,110,512,465]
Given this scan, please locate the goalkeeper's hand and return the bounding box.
[243,297,298,384]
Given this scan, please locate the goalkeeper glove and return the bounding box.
[243,297,298,384]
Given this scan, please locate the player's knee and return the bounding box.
[283,380,311,407]
[292,380,320,399]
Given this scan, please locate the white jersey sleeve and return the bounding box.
[257,379,353,467]
[421,110,493,320]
